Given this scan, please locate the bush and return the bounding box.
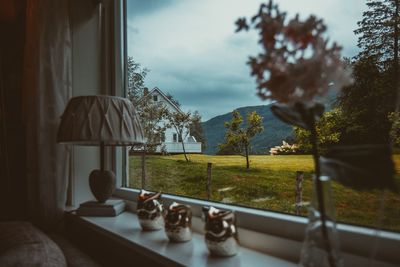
[269,141,299,155]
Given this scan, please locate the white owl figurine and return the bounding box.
[165,202,192,242]
[203,206,239,257]
[137,190,164,231]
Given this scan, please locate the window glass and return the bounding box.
[126,0,400,232]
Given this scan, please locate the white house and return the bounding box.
[139,87,202,154]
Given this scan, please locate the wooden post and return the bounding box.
[206,163,212,200]
[295,171,304,215]
[141,150,146,189]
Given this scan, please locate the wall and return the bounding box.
[70,0,103,205]
[70,0,124,205]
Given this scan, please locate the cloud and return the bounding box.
[127,0,366,120]
[126,0,176,18]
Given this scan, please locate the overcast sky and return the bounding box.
[127,0,366,121]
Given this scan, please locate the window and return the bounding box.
[153,95,158,102]
[124,0,400,235]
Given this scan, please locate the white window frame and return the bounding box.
[112,1,400,266]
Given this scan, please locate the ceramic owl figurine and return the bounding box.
[164,202,192,242]
[137,190,164,231]
[203,206,238,257]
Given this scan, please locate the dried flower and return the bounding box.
[236,0,352,104]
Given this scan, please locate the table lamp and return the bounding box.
[57,95,145,204]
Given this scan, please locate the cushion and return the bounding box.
[0,221,67,267]
[50,234,101,267]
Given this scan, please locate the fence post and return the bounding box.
[206,163,212,200]
[141,150,146,189]
[295,171,304,215]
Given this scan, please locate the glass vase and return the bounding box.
[299,175,343,267]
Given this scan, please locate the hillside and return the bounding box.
[202,104,293,154]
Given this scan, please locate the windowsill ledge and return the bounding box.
[114,187,400,267]
[70,211,297,267]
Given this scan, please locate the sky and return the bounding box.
[127,0,366,121]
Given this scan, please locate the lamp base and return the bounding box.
[77,199,125,217]
[89,169,116,203]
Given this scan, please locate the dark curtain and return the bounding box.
[0,0,28,221]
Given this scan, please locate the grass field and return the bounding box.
[129,154,400,232]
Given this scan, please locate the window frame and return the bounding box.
[172,133,178,142]
[114,1,400,266]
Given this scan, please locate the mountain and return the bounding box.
[202,104,293,155]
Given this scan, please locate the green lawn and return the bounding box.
[129,154,400,232]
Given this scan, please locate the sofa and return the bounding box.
[0,221,101,267]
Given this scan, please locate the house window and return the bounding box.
[124,0,400,234]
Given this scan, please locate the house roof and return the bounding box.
[138,87,182,113]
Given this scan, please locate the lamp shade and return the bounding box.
[57,95,145,146]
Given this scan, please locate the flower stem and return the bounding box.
[309,119,336,267]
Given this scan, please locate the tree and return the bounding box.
[136,96,169,153]
[294,108,343,154]
[189,111,206,152]
[125,58,168,152]
[355,0,399,71]
[127,56,149,103]
[354,0,399,108]
[335,1,399,146]
[218,110,263,169]
[217,111,245,156]
[388,111,400,147]
[166,110,194,162]
[337,57,396,144]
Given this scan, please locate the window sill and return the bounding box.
[113,188,400,267]
[69,211,297,267]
